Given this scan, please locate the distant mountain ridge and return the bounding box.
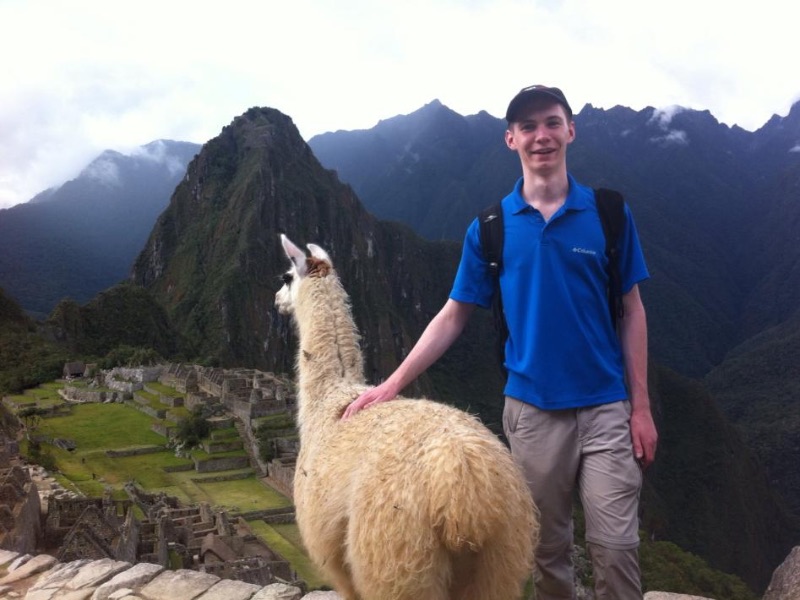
[0,140,200,317]
[309,99,800,372]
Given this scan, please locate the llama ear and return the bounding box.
[280,234,308,275]
[307,243,332,265]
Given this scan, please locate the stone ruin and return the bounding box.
[123,484,299,588]
[165,364,297,423]
[0,472,302,591]
[0,362,306,589]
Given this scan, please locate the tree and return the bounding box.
[175,408,211,449]
[18,406,44,439]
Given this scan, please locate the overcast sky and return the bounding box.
[1,0,799,209]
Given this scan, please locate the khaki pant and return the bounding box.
[503,397,643,600]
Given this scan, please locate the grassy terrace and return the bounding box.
[4,381,65,409]
[210,427,240,440]
[166,406,191,421]
[134,389,163,408]
[13,379,323,589]
[144,381,186,397]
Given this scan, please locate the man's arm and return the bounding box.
[342,299,475,420]
[618,284,658,468]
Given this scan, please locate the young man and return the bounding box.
[343,85,658,599]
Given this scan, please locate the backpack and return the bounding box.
[478,188,627,374]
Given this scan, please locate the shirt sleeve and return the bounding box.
[620,204,650,293]
[449,218,495,309]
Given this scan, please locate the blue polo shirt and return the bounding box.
[450,175,650,410]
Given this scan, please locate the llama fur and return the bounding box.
[275,234,539,600]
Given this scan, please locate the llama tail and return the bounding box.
[428,431,538,599]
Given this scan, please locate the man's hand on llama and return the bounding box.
[341,381,399,420]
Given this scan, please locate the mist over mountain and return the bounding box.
[0,140,200,317]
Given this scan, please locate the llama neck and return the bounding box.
[294,273,365,407]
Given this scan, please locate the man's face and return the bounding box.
[504,101,575,176]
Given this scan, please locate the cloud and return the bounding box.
[0,0,798,209]
[647,106,689,146]
[131,141,191,177]
[81,156,122,188]
[651,130,690,147]
[649,106,688,130]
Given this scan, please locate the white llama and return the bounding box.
[275,234,538,600]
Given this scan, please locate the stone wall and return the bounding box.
[189,471,252,484]
[151,421,176,438]
[111,366,164,383]
[185,391,215,411]
[230,397,288,421]
[131,394,167,419]
[44,497,130,551]
[2,548,799,600]
[159,364,199,393]
[267,458,295,500]
[0,465,41,554]
[105,446,165,458]
[101,366,163,393]
[202,439,243,454]
[193,455,250,473]
[60,386,130,404]
[115,508,140,563]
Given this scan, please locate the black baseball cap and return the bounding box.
[505,85,573,123]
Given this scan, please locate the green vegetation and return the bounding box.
[641,540,756,599]
[567,505,756,598]
[210,427,239,440]
[166,406,191,421]
[193,476,291,512]
[176,408,211,448]
[145,381,185,397]
[35,403,164,450]
[0,288,67,395]
[100,345,164,369]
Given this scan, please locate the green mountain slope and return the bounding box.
[0,287,66,395]
[705,311,800,519]
[645,365,798,591]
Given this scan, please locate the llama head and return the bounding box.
[275,234,333,314]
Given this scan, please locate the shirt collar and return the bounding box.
[509,174,592,215]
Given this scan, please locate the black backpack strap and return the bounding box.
[594,188,626,330]
[479,203,508,375]
[479,203,504,280]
